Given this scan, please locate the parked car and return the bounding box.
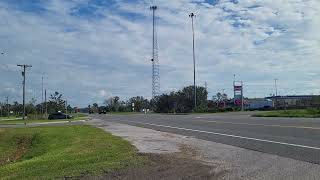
[48,112,72,120]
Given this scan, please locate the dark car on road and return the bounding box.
[48,112,72,120]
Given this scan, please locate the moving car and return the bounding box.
[48,112,72,120]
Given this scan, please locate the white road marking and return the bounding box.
[121,120,320,150]
[197,120,320,130]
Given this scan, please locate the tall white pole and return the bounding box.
[274,79,278,96]
[189,13,197,112]
[41,74,44,117]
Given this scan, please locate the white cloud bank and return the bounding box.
[0,0,319,106]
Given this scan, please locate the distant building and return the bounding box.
[266,95,320,109]
[246,98,273,110]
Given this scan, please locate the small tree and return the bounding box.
[127,96,149,112]
[48,92,66,114]
[92,103,99,114]
[104,96,121,112]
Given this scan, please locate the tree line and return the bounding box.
[0,92,75,117]
[88,85,233,114]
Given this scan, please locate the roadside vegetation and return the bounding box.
[0,125,144,179]
[87,85,236,114]
[0,91,80,120]
[0,116,21,120]
[0,113,88,125]
[254,109,320,118]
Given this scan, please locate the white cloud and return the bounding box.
[0,0,319,106]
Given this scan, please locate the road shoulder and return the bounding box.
[88,118,320,180]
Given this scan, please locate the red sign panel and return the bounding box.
[234,86,242,91]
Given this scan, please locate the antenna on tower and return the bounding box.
[150,5,160,99]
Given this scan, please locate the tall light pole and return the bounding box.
[274,78,278,110]
[189,12,197,112]
[17,64,32,120]
[233,74,236,105]
[41,73,45,117]
[274,78,278,96]
[45,89,47,117]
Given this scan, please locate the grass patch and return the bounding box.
[105,112,145,115]
[0,113,88,125]
[0,117,20,120]
[254,109,320,118]
[0,126,144,179]
[72,113,88,120]
[0,119,81,125]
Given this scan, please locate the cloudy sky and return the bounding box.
[0,0,319,107]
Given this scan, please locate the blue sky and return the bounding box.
[0,0,319,107]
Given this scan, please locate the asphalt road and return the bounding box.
[93,112,320,164]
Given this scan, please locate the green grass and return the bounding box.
[106,112,145,115]
[0,113,88,125]
[0,119,81,125]
[0,125,144,179]
[0,116,20,120]
[254,109,320,118]
[72,113,88,119]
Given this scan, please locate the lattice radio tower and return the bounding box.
[150,5,160,98]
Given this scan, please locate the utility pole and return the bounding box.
[189,12,197,112]
[45,89,47,117]
[6,96,9,117]
[65,99,68,121]
[17,64,32,120]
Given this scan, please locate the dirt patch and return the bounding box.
[79,153,226,180]
[0,136,34,166]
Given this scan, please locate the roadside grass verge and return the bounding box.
[253,109,320,118]
[0,125,144,179]
[72,113,88,120]
[0,113,88,125]
[104,112,144,115]
[0,116,21,120]
[0,119,82,125]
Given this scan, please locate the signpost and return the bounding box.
[234,81,244,111]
